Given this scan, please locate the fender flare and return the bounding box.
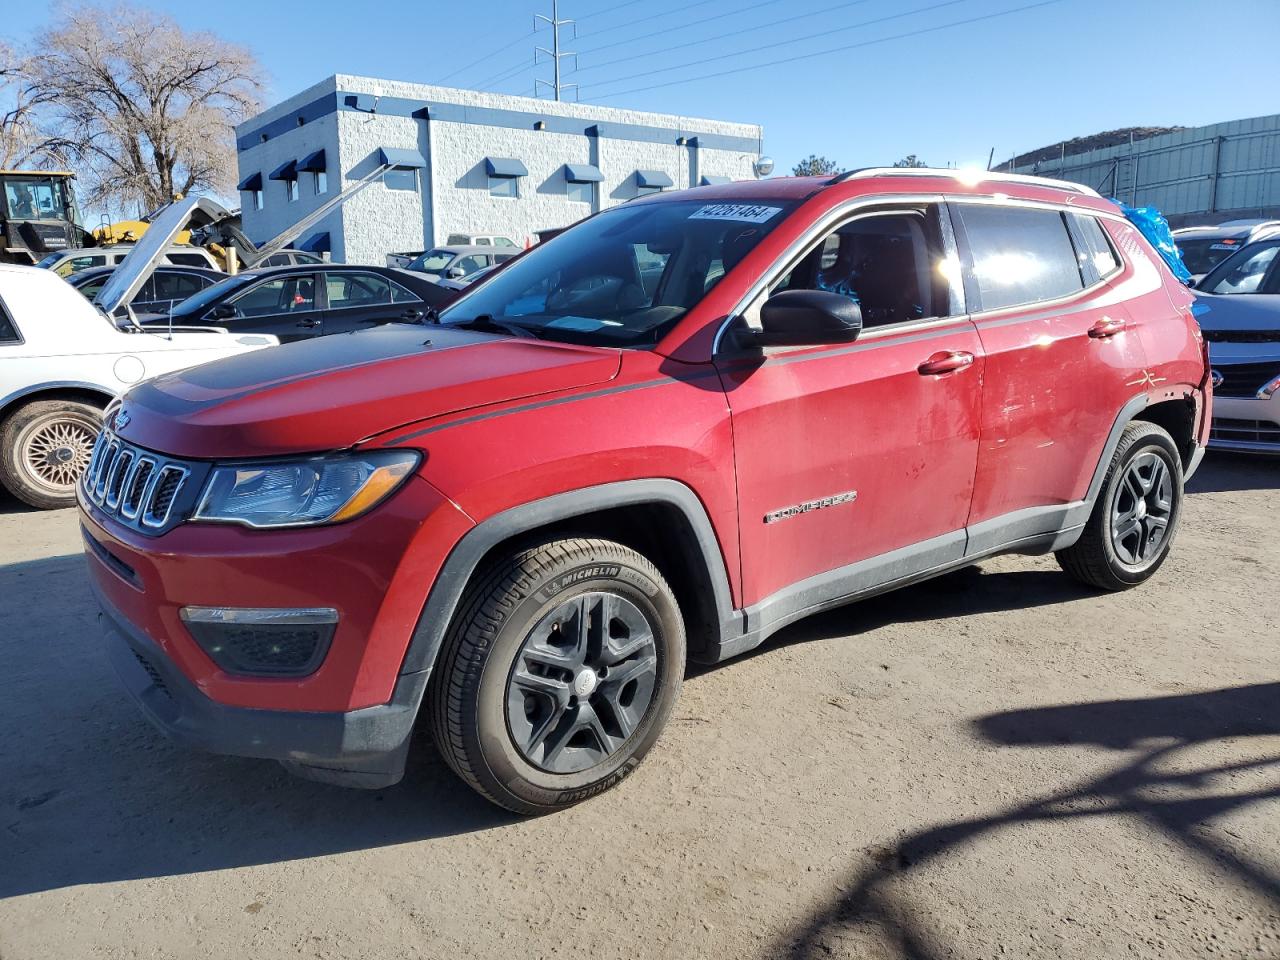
[395,478,738,679]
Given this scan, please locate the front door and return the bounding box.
[718,202,985,610]
[219,272,321,341]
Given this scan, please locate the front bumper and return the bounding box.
[1209,395,1280,454]
[94,576,426,788]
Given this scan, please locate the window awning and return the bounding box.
[485,157,528,178]
[236,171,263,191]
[298,231,330,253]
[700,175,732,186]
[564,163,603,183]
[378,147,427,169]
[297,150,327,172]
[269,160,298,181]
[636,170,674,189]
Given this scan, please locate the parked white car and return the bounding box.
[0,199,277,508]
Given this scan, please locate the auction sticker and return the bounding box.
[689,204,783,224]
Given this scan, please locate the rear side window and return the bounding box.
[154,272,209,301]
[1070,214,1121,281]
[958,204,1084,311]
[167,252,210,267]
[0,299,20,343]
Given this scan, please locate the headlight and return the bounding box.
[194,450,420,528]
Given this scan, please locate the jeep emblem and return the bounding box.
[113,409,131,430]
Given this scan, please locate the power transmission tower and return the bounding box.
[534,1,577,101]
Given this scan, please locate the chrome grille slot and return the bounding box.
[104,448,134,510]
[80,428,197,535]
[141,466,188,529]
[120,457,156,520]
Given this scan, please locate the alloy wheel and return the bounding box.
[19,416,97,495]
[506,591,659,774]
[1110,451,1174,567]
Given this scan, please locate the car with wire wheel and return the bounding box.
[0,200,276,509]
[79,169,1209,813]
[133,264,458,341]
[1189,234,1280,452]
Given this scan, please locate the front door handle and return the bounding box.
[918,350,975,376]
[1089,316,1127,339]
[295,318,321,328]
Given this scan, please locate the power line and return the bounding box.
[574,0,650,21]
[576,0,786,58]
[474,56,537,92]
[580,0,1063,102]
[580,0,969,93]
[435,30,534,86]
[573,0,879,76]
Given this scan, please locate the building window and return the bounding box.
[489,175,519,199]
[287,178,299,202]
[384,167,418,192]
[252,189,264,210]
[313,170,327,195]
[567,179,594,204]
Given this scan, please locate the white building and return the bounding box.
[234,74,766,264]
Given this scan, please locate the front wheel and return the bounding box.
[1056,420,1184,590]
[430,538,685,815]
[0,399,103,509]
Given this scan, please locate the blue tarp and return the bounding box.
[1110,199,1192,284]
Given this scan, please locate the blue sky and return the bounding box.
[6,0,1279,174]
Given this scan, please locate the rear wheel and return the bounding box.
[0,399,102,509]
[1056,420,1183,590]
[430,538,684,815]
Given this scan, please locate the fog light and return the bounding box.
[180,606,338,677]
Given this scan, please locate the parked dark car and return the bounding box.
[67,264,224,317]
[135,264,457,341]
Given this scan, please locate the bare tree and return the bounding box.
[25,5,263,211]
[0,41,68,169]
[892,154,927,168]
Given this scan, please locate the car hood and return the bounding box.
[114,326,621,459]
[1192,293,1280,332]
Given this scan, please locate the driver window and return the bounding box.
[230,276,315,317]
[761,205,957,329]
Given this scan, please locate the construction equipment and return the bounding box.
[0,170,90,264]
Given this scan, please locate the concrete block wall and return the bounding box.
[235,74,765,265]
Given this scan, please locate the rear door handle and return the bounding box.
[295,318,321,328]
[918,350,975,376]
[1089,316,1127,339]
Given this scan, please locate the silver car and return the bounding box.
[1192,235,1280,452]
[1174,219,1280,283]
[403,245,517,283]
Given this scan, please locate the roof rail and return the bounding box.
[824,166,1104,199]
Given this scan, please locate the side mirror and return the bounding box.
[757,289,862,347]
[447,267,466,279]
[206,303,235,320]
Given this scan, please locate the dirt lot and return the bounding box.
[0,454,1277,960]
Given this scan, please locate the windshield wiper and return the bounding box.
[456,313,540,339]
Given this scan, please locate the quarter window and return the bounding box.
[771,205,957,328]
[0,300,20,343]
[1070,213,1121,281]
[958,204,1084,311]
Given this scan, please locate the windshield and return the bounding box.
[438,198,796,347]
[169,274,256,317]
[3,178,68,220]
[409,250,454,276]
[1201,240,1280,295]
[1177,237,1245,276]
[34,252,63,269]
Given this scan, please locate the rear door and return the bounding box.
[321,271,426,333]
[718,200,985,609]
[952,200,1148,548]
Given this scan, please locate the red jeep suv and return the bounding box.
[79,170,1210,814]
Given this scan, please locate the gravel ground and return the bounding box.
[1,454,1277,960]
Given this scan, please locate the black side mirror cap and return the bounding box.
[207,303,235,320]
[757,289,862,347]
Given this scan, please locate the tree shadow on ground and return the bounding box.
[773,683,1280,959]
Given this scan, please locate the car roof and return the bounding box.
[636,167,1113,211]
[1172,224,1257,240]
[69,263,222,281]
[425,245,502,255]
